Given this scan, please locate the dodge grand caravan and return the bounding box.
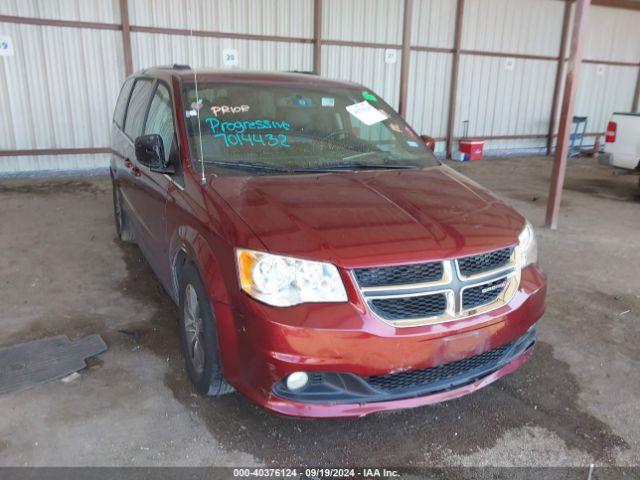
[110,66,546,418]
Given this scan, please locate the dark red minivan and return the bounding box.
[110,66,546,418]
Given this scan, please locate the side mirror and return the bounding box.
[420,135,436,152]
[135,134,175,174]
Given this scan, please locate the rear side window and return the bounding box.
[124,79,154,139]
[113,78,134,128]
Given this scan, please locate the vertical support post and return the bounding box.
[313,0,323,75]
[446,0,465,159]
[633,67,640,112]
[398,0,413,118]
[545,0,591,229]
[547,0,572,155]
[119,0,133,76]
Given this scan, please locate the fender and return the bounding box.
[167,224,246,385]
[168,225,233,305]
[165,177,270,389]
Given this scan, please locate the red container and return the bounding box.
[420,135,436,152]
[459,139,485,160]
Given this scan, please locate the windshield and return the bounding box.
[182,82,439,175]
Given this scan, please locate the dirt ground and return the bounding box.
[0,156,638,468]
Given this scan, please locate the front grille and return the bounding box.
[355,246,519,327]
[462,277,508,310]
[370,294,447,320]
[458,247,514,277]
[366,340,513,392]
[353,262,443,288]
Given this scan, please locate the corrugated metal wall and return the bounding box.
[456,0,564,153]
[463,0,565,57]
[0,0,122,172]
[1,0,120,23]
[406,51,452,152]
[321,0,403,110]
[547,4,640,151]
[129,0,315,75]
[0,23,124,149]
[321,46,401,109]
[0,24,123,171]
[131,34,313,72]
[129,0,314,37]
[322,0,404,44]
[583,5,640,63]
[574,5,640,137]
[456,56,557,143]
[575,64,639,137]
[1,0,640,173]
[405,0,456,153]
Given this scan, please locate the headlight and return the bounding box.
[235,249,348,307]
[518,221,538,268]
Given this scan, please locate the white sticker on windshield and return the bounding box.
[407,140,419,148]
[321,97,335,107]
[346,101,388,126]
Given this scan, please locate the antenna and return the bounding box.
[186,3,207,185]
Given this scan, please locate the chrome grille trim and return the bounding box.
[353,246,520,328]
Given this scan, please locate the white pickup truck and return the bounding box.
[597,113,640,174]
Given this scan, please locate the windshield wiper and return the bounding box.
[204,160,418,174]
[342,151,386,162]
[205,160,290,173]
[294,163,419,173]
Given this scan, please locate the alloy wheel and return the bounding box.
[183,284,205,375]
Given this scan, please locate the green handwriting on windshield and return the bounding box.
[205,117,290,148]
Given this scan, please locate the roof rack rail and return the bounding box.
[289,70,316,75]
[155,64,192,71]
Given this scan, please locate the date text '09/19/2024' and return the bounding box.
[205,117,291,148]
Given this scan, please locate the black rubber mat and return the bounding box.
[0,335,107,395]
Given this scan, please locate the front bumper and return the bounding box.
[272,325,535,406]
[266,342,534,418]
[218,265,546,418]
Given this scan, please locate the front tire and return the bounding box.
[178,262,233,396]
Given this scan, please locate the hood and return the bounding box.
[209,166,524,268]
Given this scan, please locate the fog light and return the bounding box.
[285,371,309,391]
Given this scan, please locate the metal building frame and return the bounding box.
[0,0,638,160]
[546,0,591,228]
[0,0,640,157]
[0,0,639,227]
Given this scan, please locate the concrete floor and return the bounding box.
[0,156,638,467]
